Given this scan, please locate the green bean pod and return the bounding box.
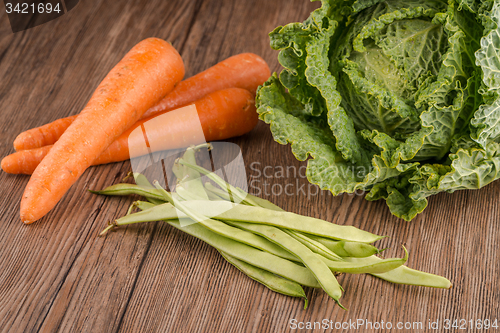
[318,247,408,274]
[227,221,344,306]
[125,201,139,216]
[168,219,320,288]
[205,189,226,201]
[89,183,166,202]
[156,185,303,263]
[204,182,284,211]
[354,256,453,289]
[219,251,308,308]
[172,200,383,243]
[284,230,344,261]
[97,144,452,309]
[203,182,247,205]
[132,200,157,211]
[174,147,210,201]
[203,182,234,202]
[129,173,166,205]
[131,172,155,188]
[175,184,208,201]
[179,160,262,207]
[121,201,404,276]
[245,194,284,211]
[116,198,382,244]
[308,236,380,258]
[116,200,299,262]
[115,202,178,225]
[146,197,166,205]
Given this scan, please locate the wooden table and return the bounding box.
[1,0,498,332]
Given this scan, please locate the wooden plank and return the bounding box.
[0,0,197,332]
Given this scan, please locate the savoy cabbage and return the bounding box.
[256,0,500,220]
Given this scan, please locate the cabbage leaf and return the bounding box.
[257,0,500,220]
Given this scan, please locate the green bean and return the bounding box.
[172,159,186,186]
[98,201,168,236]
[175,184,208,201]
[171,200,382,243]
[356,256,453,288]
[183,161,383,243]
[168,219,320,288]
[97,144,454,308]
[174,147,210,201]
[218,251,308,308]
[318,247,408,274]
[179,160,261,207]
[184,160,282,211]
[131,172,155,188]
[125,200,161,216]
[147,197,166,205]
[125,201,138,216]
[284,230,344,261]
[89,184,166,202]
[172,144,211,182]
[205,187,227,201]
[122,172,164,205]
[117,176,307,294]
[128,173,167,205]
[204,182,284,211]
[308,236,380,258]
[204,182,233,201]
[133,200,157,211]
[246,194,284,211]
[146,186,300,262]
[115,197,382,244]
[115,202,178,225]
[341,241,380,257]
[226,221,344,306]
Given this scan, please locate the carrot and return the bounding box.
[20,38,185,224]
[13,53,270,151]
[142,52,270,117]
[2,146,52,175]
[13,115,78,151]
[3,88,257,175]
[125,87,258,156]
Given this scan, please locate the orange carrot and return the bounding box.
[13,53,269,151]
[142,52,270,118]
[2,146,52,175]
[2,88,257,175]
[20,38,185,224]
[126,87,258,156]
[13,115,78,151]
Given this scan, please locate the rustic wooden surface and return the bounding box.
[0,0,499,332]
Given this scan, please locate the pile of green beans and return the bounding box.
[93,144,452,309]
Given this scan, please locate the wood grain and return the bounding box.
[0,0,499,332]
